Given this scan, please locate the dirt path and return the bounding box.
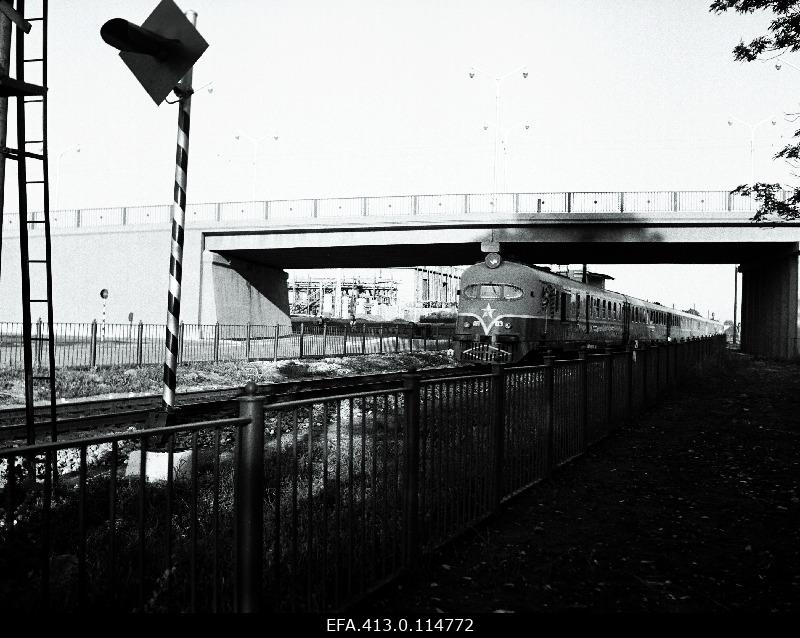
[357,352,800,613]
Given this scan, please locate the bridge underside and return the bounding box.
[217,241,788,269]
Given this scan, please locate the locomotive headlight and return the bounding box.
[464,321,471,328]
[485,252,502,269]
[504,322,511,329]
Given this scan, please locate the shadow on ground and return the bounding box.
[355,352,800,613]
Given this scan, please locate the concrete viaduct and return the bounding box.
[1,190,799,358]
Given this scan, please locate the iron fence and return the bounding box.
[0,335,726,612]
[0,415,250,612]
[0,320,455,371]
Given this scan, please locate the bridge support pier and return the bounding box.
[200,251,292,327]
[740,245,800,359]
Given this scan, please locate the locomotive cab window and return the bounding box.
[463,284,524,300]
[504,285,523,299]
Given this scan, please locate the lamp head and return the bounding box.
[522,69,529,79]
[776,62,782,70]
[468,67,476,79]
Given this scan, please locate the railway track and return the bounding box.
[0,364,488,441]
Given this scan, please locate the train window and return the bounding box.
[560,292,568,321]
[504,285,523,299]
[478,284,502,299]
[463,284,524,300]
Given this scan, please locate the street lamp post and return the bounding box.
[499,121,531,192]
[727,115,776,186]
[234,132,279,201]
[54,145,81,209]
[469,64,528,195]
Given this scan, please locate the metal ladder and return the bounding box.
[0,0,55,443]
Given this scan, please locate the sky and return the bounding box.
[3,0,800,322]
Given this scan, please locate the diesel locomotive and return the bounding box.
[453,254,724,363]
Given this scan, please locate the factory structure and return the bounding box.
[287,266,462,321]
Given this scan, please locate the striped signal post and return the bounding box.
[101,2,208,423]
[162,10,197,415]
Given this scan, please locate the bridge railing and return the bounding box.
[0,335,726,612]
[1,190,786,234]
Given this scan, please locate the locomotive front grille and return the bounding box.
[458,342,514,363]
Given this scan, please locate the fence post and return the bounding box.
[491,362,506,511]
[606,351,614,433]
[434,324,440,351]
[578,350,588,452]
[299,322,305,359]
[402,372,421,566]
[409,323,414,353]
[35,317,43,368]
[273,324,280,362]
[245,323,251,361]
[626,345,633,422]
[654,345,661,399]
[378,324,383,354]
[136,321,144,366]
[176,321,184,365]
[361,324,366,354]
[90,320,98,367]
[343,323,349,356]
[395,324,399,352]
[543,356,555,474]
[640,345,649,407]
[213,323,220,362]
[321,322,327,357]
[235,382,264,613]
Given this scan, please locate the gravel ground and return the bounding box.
[356,351,800,614]
[0,351,457,407]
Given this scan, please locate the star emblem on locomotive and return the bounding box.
[482,303,495,318]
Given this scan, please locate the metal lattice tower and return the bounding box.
[0,0,56,443]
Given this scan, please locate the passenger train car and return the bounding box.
[453,255,724,363]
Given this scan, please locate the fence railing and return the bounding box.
[0,320,455,371]
[0,335,726,612]
[0,190,784,235]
